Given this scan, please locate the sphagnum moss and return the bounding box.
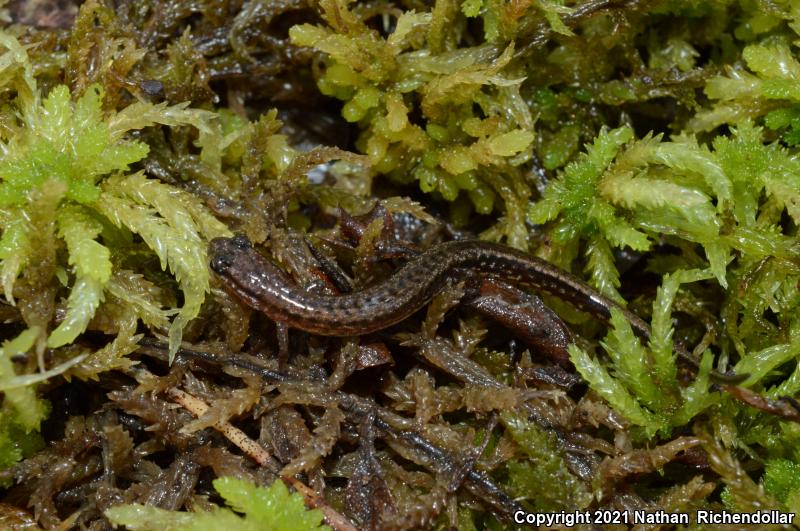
[0,0,798,529]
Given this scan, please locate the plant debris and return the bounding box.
[0,1,799,529]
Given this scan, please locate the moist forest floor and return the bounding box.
[0,1,799,530]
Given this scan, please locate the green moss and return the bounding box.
[0,32,234,362]
[290,2,537,247]
[105,477,330,531]
[2,0,800,526]
[0,30,237,468]
[0,328,49,432]
[501,412,591,511]
[0,413,43,487]
[764,459,800,513]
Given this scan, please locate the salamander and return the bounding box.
[209,235,744,383]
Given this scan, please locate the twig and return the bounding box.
[136,339,524,520]
[163,385,357,531]
[166,387,278,469]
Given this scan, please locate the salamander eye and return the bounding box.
[231,234,252,250]
[210,254,233,273]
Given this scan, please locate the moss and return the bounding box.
[501,412,591,511]
[290,2,537,248]
[0,30,235,462]
[1,0,800,528]
[105,476,330,531]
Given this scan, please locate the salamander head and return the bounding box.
[209,235,252,274]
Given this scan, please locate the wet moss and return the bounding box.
[0,0,799,529]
